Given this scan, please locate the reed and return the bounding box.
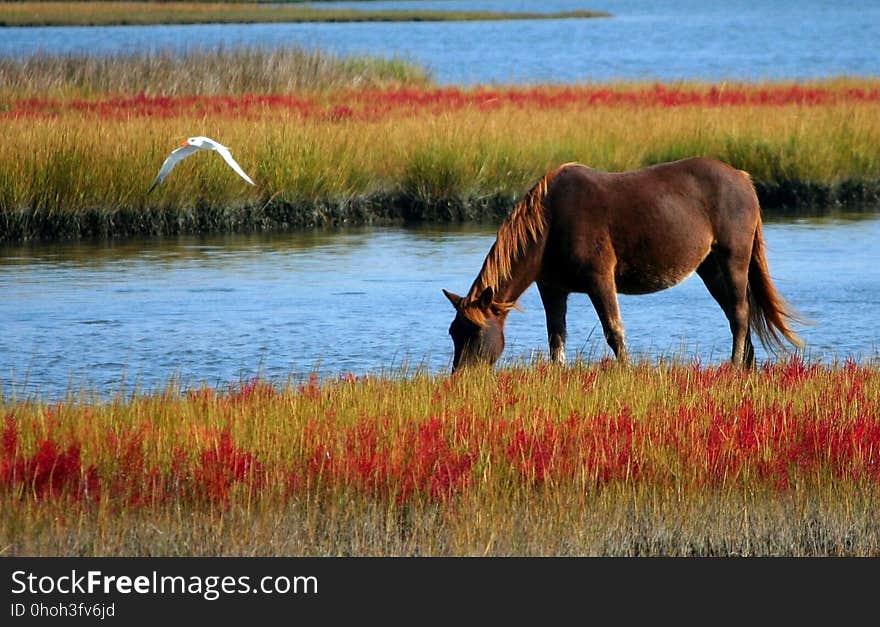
[0,47,433,98]
[2,83,879,241]
[2,358,879,556]
[0,2,610,27]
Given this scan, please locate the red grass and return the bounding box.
[2,414,100,501]
[6,84,880,121]
[1,360,878,509]
[193,429,265,503]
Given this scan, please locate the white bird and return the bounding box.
[148,136,255,193]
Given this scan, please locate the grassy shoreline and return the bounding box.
[3,91,880,243]
[2,49,879,242]
[0,2,610,26]
[4,183,880,243]
[2,358,879,556]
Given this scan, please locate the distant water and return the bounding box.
[1,214,878,400]
[1,0,878,84]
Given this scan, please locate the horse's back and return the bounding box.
[548,157,759,240]
[544,158,760,294]
[552,156,754,207]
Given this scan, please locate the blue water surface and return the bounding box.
[1,215,878,400]
[2,0,878,84]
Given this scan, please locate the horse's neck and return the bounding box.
[497,253,541,304]
[471,233,545,305]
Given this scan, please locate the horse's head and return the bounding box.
[443,287,509,373]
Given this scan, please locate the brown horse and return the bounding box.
[443,157,803,372]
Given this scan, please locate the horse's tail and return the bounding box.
[748,222,804,352]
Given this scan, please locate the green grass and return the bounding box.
[0,2,610,26]
[2,96,879,242]
[1,49,879,241]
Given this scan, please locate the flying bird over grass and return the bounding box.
[148,136,255,193]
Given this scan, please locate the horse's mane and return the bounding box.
[462,163,576,325]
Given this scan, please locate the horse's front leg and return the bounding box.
[537,283,569,365]
[585,273,629,364]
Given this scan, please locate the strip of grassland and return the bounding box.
[0,2,610,26]
[2,359,879,556]
[1,51,879,241]
[0,47,434,98]
[2,95,879,241]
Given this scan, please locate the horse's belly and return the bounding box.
[612,229,713,294]
[615,264,698,295]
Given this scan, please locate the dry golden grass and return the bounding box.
[1,53,878,240]
[2,99,878,219]
[0,47,432,98]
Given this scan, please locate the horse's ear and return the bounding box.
[442,289,463,309]
[477,286,495,310]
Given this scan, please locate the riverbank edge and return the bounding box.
[3,178,879,243]
[0,8,611,28]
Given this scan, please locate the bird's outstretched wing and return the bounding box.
[148,144,201,193]
[214,145,256,186]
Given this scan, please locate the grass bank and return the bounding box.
[2,50,879,241]
[3,82,880,242]
[0,2,610,26]
[2,358,879,556]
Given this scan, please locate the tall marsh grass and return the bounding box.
[2,358,879,556]
[2,50,879,241]
[0,47,433,98]
[2,89,879,241]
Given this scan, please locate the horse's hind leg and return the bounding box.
[538,283,569,365]
[696,250,755,367]
[585,273,629,363]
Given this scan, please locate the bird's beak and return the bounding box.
[180,140,189,147]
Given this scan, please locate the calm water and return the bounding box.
[1,215,878,400]
[2,0,878,84]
